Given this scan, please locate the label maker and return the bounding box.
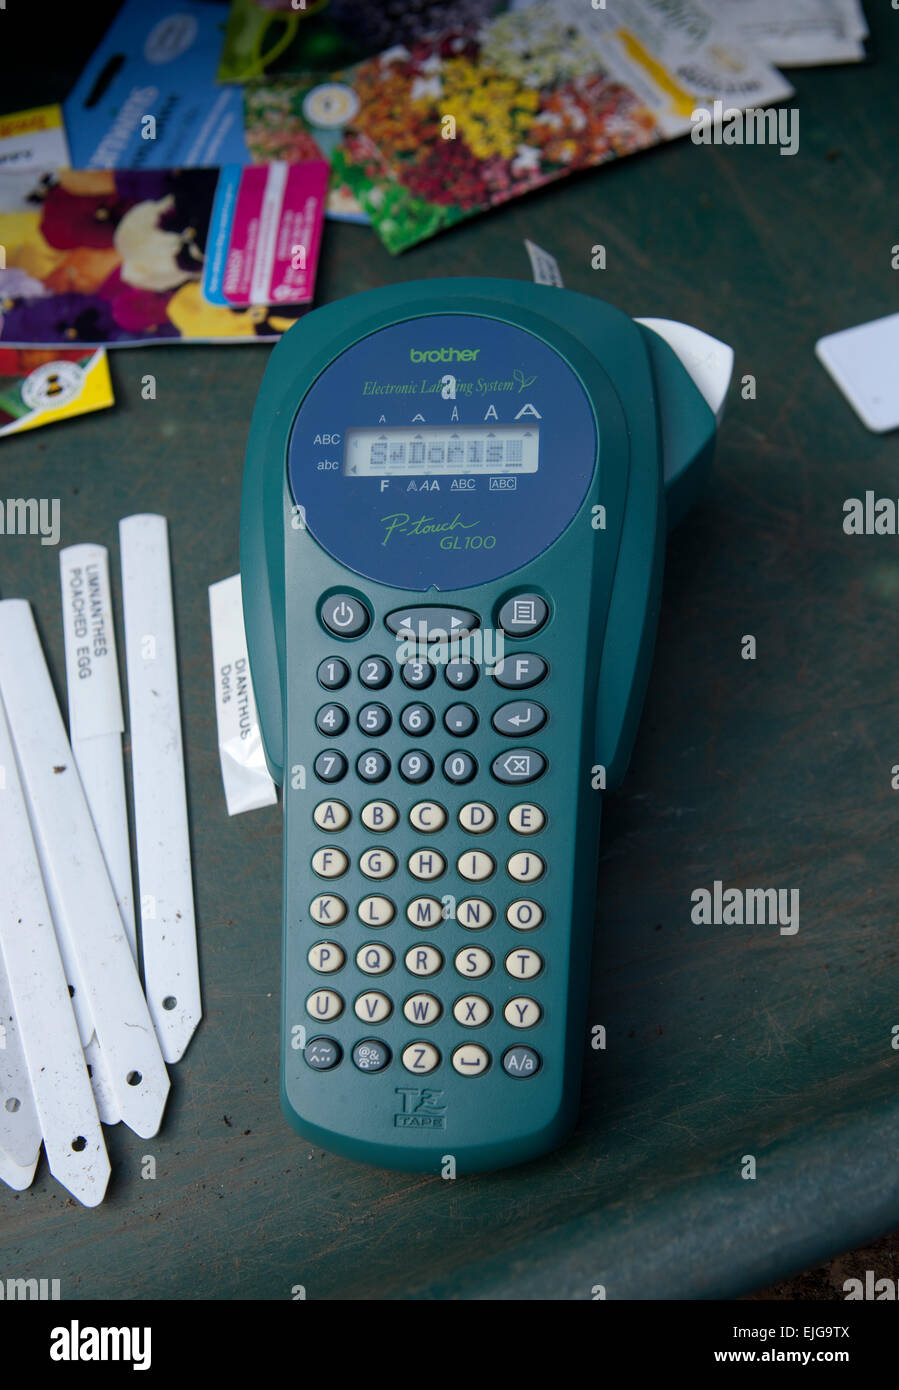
[241,277,732,1173]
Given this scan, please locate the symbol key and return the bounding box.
[305,1037,342,1070]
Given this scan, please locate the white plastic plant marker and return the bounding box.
[0,688,109,1207]
[83,1033,121,1127]
[209,573,278,815]
[0,946,42,1167]
[0,600,170,1138]
[120,514,201,1062]
[59,543,136,959]
[815,312,899,433]
[1,595,120,1124]
[0,1146,40,1192]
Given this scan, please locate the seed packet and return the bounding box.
[0,347,114,438]
[253,0,793,255]
[0,163,326,347]
[216,0,506,82]
[0,106,70,174]
[63,0,366,223]
[712,0,868,67]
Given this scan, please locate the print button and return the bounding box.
[497,595,548,637]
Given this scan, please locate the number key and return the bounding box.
[400,750,433,783]
[314,750,347,782]
[357,750,390,782]
[402,660,434,689]
[358,657,391,689]
[317,657,349,690]
[358,703,391,736]
[400,703,434,735]
[443,751,477,784]
[316,703,348,736]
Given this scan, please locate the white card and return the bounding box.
[208,574,278,816]
[816,313,899,433]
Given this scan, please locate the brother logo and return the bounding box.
[410,347,480,362]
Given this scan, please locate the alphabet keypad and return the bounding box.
[303,598,550,1082]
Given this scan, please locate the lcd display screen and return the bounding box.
[343,425,539,475]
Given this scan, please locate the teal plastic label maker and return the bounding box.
[241,277,732,1173]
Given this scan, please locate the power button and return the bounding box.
[321,593,370,638]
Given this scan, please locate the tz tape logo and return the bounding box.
[394,1087,447,1130]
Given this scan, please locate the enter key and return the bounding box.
[491,701,547,737]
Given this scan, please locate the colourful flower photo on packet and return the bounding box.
[303,4,661,253]
[0,168,305,346]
